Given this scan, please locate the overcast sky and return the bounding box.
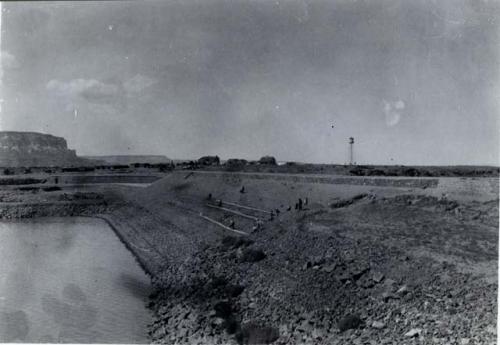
[0,0,498,165]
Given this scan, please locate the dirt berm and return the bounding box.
[105,171,497,345]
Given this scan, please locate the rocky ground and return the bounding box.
[0,183,126,220]
[147,193,498,345]
[0,172,497,345]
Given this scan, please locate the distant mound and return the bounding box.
[0,131,89,167]
[83,155,171,165]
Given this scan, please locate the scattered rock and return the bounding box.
[404,328,421,338]
[214,301,232,318]
[371,272,385,283]
[338,272,351,282]
[338,267,370,283]
[211,276,228,288]
[212,317,225,327]
[141,185,497,345]
[236,322,280,345]
[352,267,370,281]
[322,263,337,273]
[397,285,409,295]
[371,321,386,329]
[338,314,362,332]
[296,319,313,333]
[237,248,267,263]
[383,278,396,288]
[486,325,496,334]
[360,279,376,288]
[311,328,325,340]
[224,316,240,334]
[382,292,399,302]
[225,284,245,297]
[310,256,325,266]
[221,236,254,250]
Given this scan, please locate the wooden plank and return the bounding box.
[205,204,259,221]
[199,214,249,236]
[221,201,273,214]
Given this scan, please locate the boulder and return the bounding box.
[236,323,279,345]
[404,328,421,338]
[198,155,220,166]
[225,159,248,170]
[213,301,232,318]
[371,321,386,329]
[338,314,362,332]
[237,248,267,263]
[221,236,254,250]
[258,156,277,165]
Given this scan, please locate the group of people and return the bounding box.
[206,187,309,232]
[295,197,308,210]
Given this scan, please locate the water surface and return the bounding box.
[0,217,151,343]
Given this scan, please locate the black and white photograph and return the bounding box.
[0,0,498,344]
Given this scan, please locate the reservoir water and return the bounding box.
[0,217,151,343]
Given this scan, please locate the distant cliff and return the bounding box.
[0,131,88,167]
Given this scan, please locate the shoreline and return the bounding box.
[0,200,159,276]
[94,214,156,278]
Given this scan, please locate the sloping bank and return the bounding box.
[104,172,498,345]
[1,173,497,345]
[0,201,112,219]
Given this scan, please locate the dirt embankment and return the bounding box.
[0,171,497,345]
[0,202,111,219]
[0,172,162,220]
[121,172,497,345]
[0,181,125,220]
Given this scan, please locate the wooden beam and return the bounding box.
[199,214,249,236]
[205,204,259,221]
[221,201,272,214]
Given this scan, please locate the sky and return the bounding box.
[0,0,498,165]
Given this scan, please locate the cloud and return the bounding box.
[0,52,20,86]
[383,99,405,127]
[394,100,405,110]
[45,75,156,115]
[1,52,20,70]
[123,74,156,94]
[46,78,122,115]
[46,78,119,104]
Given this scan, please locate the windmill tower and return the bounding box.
[349,137,354,165]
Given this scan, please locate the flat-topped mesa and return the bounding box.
[0,131,86,167]
[0,131,69,151]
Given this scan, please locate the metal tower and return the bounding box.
[349,137,354,165]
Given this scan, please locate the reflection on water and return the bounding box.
[0,217,151,343]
